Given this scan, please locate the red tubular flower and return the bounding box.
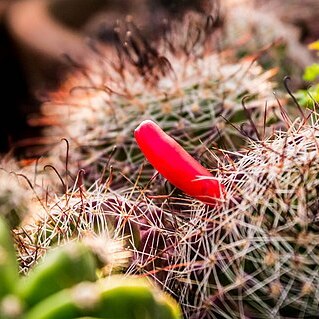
[134,120,224,206]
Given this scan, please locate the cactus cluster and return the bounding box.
[2,1,319,319]
[179,121,318,317]
[0,216,182,319]
[125,114,319,318]
[18,111,319,318]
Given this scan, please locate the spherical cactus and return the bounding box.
[126,116,319,318]
[27,10,276,191]
[14,181,135,273]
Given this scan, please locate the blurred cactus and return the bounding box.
[0,215,182,319]
[0,159,34,228]
[27,11,276,191]
[220,0,316,85]
[0,154,72,229]
[24,275,182,319]
[17,241,98,307]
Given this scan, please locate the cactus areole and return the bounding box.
[134,120,224,206]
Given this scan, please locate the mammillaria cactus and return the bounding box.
[0,216,182,319]
[127,115,319,318]
[27,9,276,191]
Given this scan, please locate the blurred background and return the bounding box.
[0,0,318,154]
[0,0,213,154]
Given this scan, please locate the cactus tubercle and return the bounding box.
[134,120,224,205]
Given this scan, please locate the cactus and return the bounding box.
[14,179,139,272]
[30,115,316,319]
[17,241,97,307]
[0,215,182,319]
[118,115,319,318]
[24,275,182,319]
[17,106,319,318]
[0,154,70,231]
[27,11,276,191]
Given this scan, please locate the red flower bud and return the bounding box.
[134,120,224,206]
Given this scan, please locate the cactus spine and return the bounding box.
[126,116,319,318]
[28,12,276,191]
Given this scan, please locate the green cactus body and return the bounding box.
[23,288,83,319]
[17,241,97,308]
[93,276,181,319]
[24,276,182,319]
[0,217,19,300]
[0,213,182,319]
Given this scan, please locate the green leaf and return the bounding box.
[0,217,19,300]
[296,84,319,107]
[303,64,319,82]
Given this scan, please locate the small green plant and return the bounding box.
[131,115,319,318]
[0,216,182,319]
[297,40,319,107]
